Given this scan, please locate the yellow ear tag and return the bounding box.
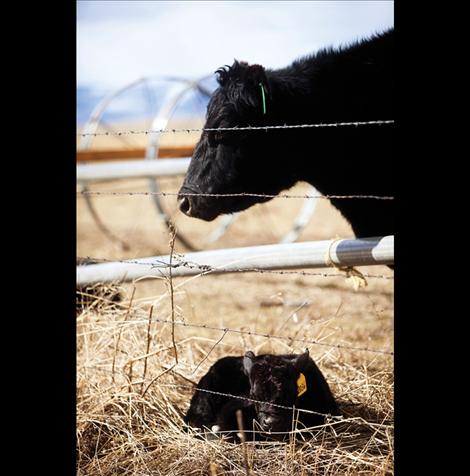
[297,372,307,397]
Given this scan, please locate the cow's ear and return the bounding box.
[245,64,272,100]
[294,349,310,371]
[243,351,255,376]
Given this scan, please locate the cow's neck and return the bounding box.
[264,42,392,197]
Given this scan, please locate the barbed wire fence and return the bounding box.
[77,236,394,433]
[152,384,393,428]
[77,119,394,137]
[78,118,395,253]
[77,117,394,439]
[79,190,394,200]
[77,305,393,356]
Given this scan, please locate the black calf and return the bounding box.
[184,350,339,441]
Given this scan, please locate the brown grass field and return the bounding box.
[77,130,394,475]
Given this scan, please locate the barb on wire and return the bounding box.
[76,255,394,281]
[78,119,394,137]
[78,190,394,200]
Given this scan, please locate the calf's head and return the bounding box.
[178,61,292,221]
[242,350,310,434]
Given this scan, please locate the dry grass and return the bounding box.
[77,156,394,475]
[77,276,393,475]
[76,279,393,475]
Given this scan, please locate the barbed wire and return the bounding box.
[75,300,393,355]
[77,255,394,281]
[78,190,394,200]
[78,119,394,137]
[77,307,394,354]
[154,383,393,428]
[77,364,393,428]
[173,384,342,419]
[77,117,395,434]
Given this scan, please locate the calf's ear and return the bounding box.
[294,349,310,371]
[243,351,255,376]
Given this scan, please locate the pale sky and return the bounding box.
[77,1,394,93]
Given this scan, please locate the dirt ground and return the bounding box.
[76,145,394,475]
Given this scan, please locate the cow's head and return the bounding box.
[242,350,311,435]
[178,61,294,221]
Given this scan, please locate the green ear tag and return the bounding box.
[259,82,267,115]
[297,372,307,397]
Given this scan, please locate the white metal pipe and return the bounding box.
[77,236,394,285]
[77,158,191,182]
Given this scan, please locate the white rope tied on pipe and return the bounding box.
[324,237,369,290]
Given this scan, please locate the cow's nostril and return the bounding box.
[178,196,192,215]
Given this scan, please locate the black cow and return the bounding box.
[178,30,393,238]
[183,349,339,441]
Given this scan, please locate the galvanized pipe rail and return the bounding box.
[77,235,394,285]
[77,157,191,182]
